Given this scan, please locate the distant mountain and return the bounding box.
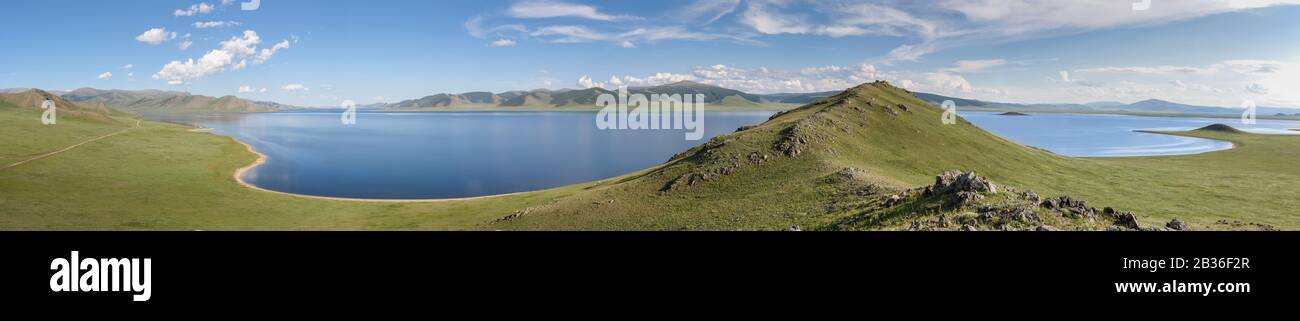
[632,81,763,104]
[61,88,282,113]
[0,89,122,124]
[758,91,840,104]
[913,93,1299,116]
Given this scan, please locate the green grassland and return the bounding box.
[2,82,1297,231]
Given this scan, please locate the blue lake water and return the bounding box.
[961,112,1300,157]
[152,110,1300,199]
[155,111,775,199]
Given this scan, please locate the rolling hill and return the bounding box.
[0,89,123,124]
[61,88,282,113]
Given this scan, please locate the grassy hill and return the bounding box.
[2,82,1297,230]
[62,88,279,113]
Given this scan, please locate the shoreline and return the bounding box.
[193,128,526,203]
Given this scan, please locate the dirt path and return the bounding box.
[2,119,140,170]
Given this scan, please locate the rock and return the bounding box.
[937,214,949,228]
[959,224,978,231]
[1036,225,1060,231]
[956,191,983,203]
[1113,212,1141,230]
[932,171,997,195]
[882,194,904,208]
[1166,219,1190,231]
[896,103,910,112]
[1106,225,1125,231]
[785,225,802,232]
[1022,191,1041,203]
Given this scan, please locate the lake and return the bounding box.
[961,112,1300,157]
[154,111,775,199]
[152,110,1300,199]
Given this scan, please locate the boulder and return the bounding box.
[932,171,997,195]
[1166,219,1191,231]
[1114,212,1141,230]
[784,225,802,232]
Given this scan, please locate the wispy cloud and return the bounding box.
[506,0,638,21]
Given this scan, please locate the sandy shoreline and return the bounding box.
[194,128,521,203]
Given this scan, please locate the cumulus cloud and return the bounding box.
[490,39,517,47]
[174,2,215,17]
[135,28,177,45]
[507,0,637,21]
[97,72,112,80]
[153,30,291,85]
[281,83,309,92]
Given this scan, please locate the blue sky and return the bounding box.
[1,0,1298,108]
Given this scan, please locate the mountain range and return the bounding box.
[913,92,1300,117]
[59,88,284,113]
[5,81,1296,116]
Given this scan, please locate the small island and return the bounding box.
[998,111,1031,116]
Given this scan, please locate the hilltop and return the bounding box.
[485,81,1165,231]
[61,88,282,114]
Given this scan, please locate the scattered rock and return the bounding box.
[1113,212,1141,230]
[896,104,910,112]
[959,224,978,231]
[882,194,904,208]
[928,171,997,196]
[1166,219,1190,231]
[785,225,802,232]
[1106,225,1125,232]
[1022,191,1041,203]
[1036,225,1060,231]
[937,214,949,228]
[908,220,924,231]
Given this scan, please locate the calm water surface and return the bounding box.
[152,110,1300,199]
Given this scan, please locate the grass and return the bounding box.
[2,82,1298,231]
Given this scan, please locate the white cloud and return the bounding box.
[178,41,194,51]
[530,25,607,43]
[153,30,291,85]
[238,86,256,93]
[616,40,636,48]
[122,64,134,69]
[255,40,290,63]
[489,39,517,47]
[97,72,112,80]
[1246,83,1270,94]
[174,2,215,17]
[681,0,741,24]
[507,0,636,21]
[281,83,309,92]
[727,0,1300,62]
[135,28,177,45]
[193,21,241,29]
[464,15,529,38]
